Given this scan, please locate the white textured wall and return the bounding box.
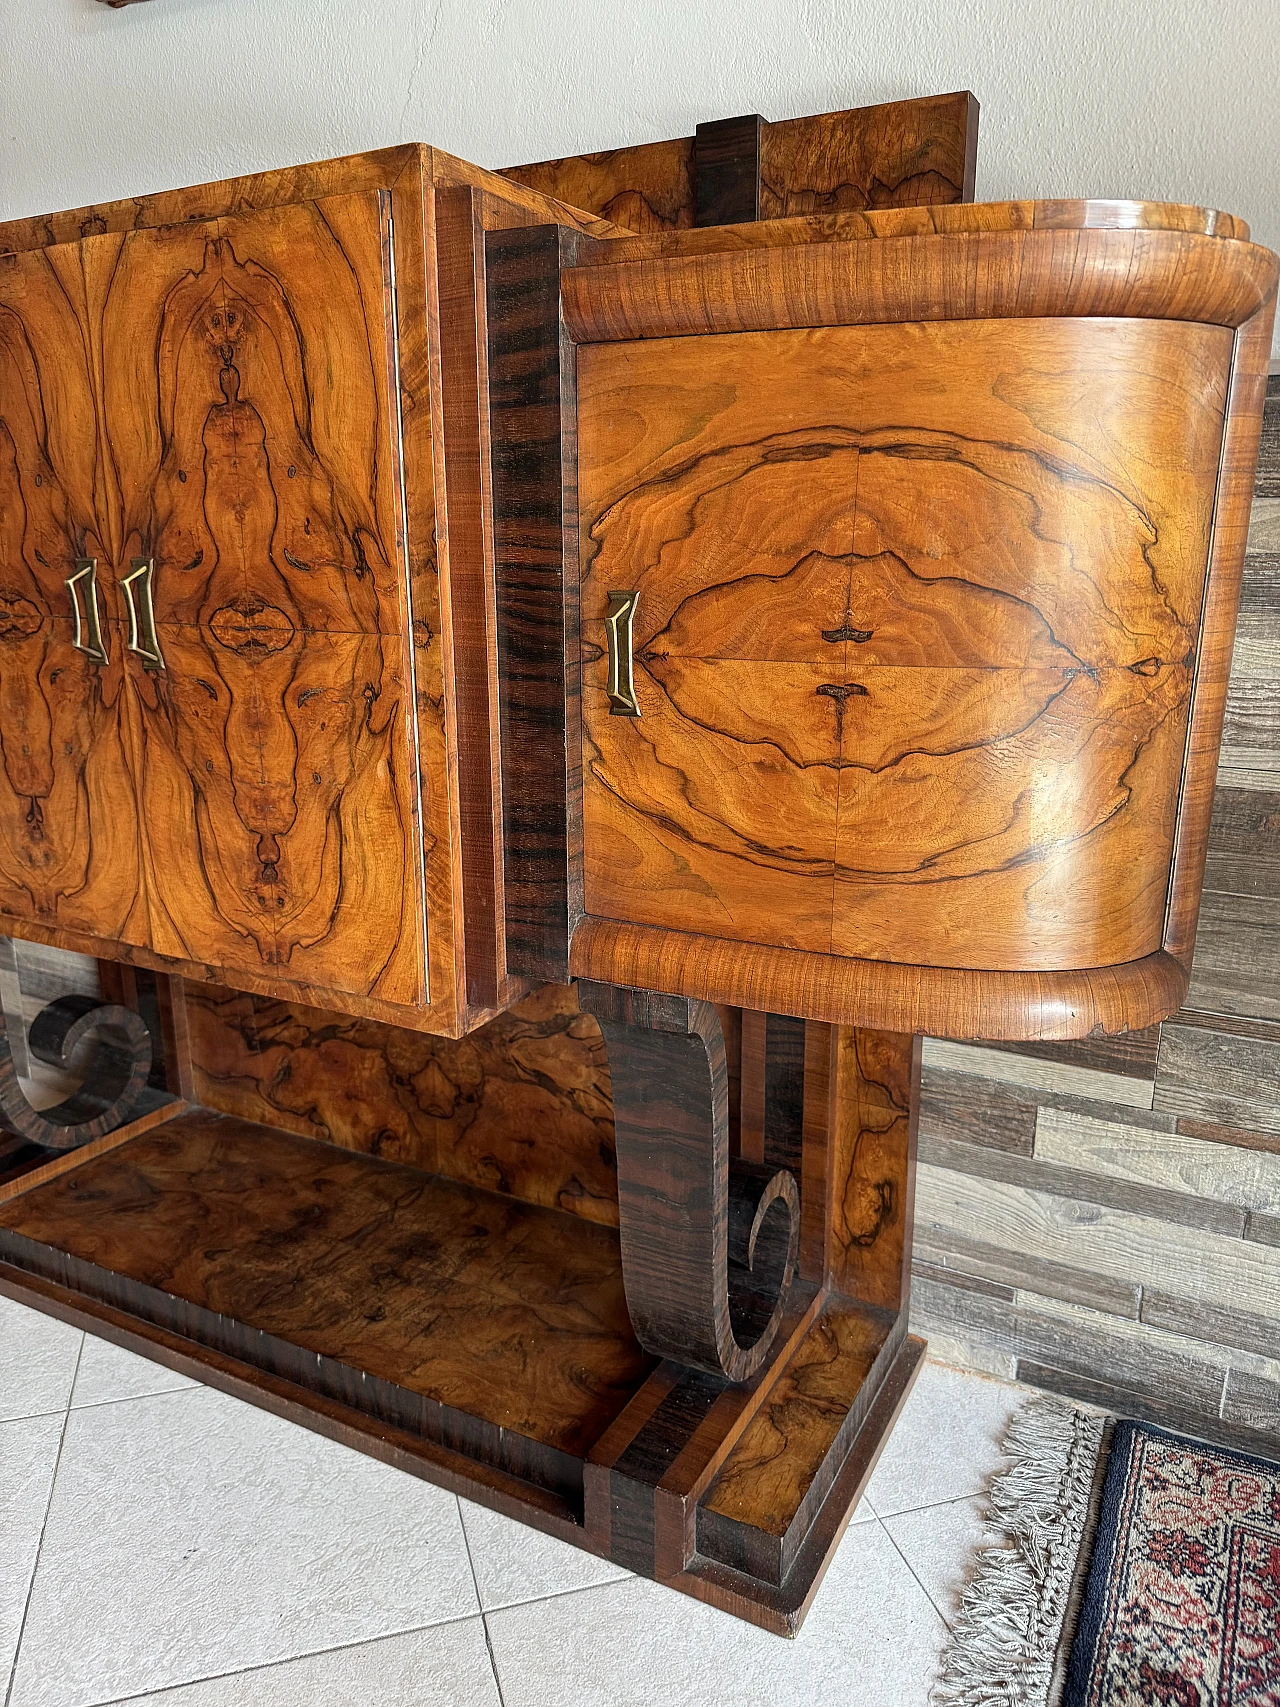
[3,0,1279,353]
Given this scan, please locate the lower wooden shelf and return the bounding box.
[0,1107,923,1634]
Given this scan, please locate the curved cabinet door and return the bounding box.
[102,194,425,1005]
[579,317,1232,973]
[0,236,146,948]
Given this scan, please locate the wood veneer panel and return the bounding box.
[0,188,428,1009]
[486,223,586,981]
[0,1259,589,1543]
[0,236,147,950]
[184,979,619,1225]
[569,919,1188,1041]
[1163,300,1278,969]
[0,149,420,256]
[694,116,764,227]
[829,1030,918,1310]
[562,226,1276,342]
[500,93,978,237]
[577,198,1250,269]
[698,1300,900,1584]
[0,1091,185,1205]
[676,1332,926,1634]
[0,145,623,259]
[757,91,977,217]
[501,139,696,234]
[0,1111,653,1497]
[434,186,505,1009]
[579,317,1229,973]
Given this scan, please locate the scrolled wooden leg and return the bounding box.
[578,980,800,1383]
[0,992,153,1151]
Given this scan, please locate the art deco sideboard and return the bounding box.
[0,92,1274,1633]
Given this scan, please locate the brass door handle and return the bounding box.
[66,559,109,666]
[121,558,165,670]
[605,589,641,717]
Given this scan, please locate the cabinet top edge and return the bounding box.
[572,198,1257,269]
[0,142,630,258]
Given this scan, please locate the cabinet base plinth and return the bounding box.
[0,1106,926,1635]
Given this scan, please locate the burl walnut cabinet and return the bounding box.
[0,92,1275,1634]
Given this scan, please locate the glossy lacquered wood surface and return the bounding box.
[569,919,1189,1041]
[0,145,622,259]
[562,222,1276,342]
[0,145,636,1037]
[0,194,424,1005]
[577,982,801,1383]
[185,978,620,1226]
[579,316,1230,973]
[501,92,978,235]
[698,1300,898,1582]
[0,1110,653,1486]
[576,196,1251,269]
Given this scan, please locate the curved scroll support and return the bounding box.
[578,980,800,1383]
[0,993,153,1152]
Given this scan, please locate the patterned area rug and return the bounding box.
[1064,1422,1280,1707]
[933,1402,1280,1707]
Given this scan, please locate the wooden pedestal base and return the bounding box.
[0,988,923,1636]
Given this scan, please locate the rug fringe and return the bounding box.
[932,1398,1104,1707]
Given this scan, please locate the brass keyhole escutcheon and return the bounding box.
[605,589,641,718]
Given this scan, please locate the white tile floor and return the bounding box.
[0,1293,1026,1707]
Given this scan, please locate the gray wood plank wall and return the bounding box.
[911,374,1280,1454]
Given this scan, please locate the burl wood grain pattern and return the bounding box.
[119,194,423,1003]
[184,978,620,1226]
[502,139,695,234]
[0,1110,653,1493]
[579,316,1231,973]
[0,192,424,1006]
[0,234,147,950]
[578,982,800,1382]
[698,1300,899,1583]
[0,143,637,1038]
[827,1029,918,1310]
[757,92,977,216]
[501,93,977,234]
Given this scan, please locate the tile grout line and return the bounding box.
[84,1615,496,1707]
[875,1511,957,1635]
[4,1333,85,1707]
[65,1386,198,1418]
[456,1498,508,1707]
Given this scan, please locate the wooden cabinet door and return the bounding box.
[0,235,147,948]
[101,194,425,1004]
[579,317,1231,973]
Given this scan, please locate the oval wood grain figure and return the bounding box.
[580,317,1231,973]
[0,995,152,1151]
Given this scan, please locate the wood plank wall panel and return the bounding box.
[912,375,1280,1454]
